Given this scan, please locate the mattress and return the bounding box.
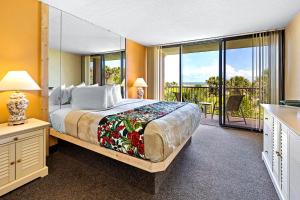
[49,104,71,128]
[50,99,201,162]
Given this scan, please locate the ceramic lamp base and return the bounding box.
[137,87,144,99]
[7,92,29,126]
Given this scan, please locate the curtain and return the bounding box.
[252,31,284,130]
[146,46,161,100]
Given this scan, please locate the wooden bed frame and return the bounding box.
[49,128,192,173]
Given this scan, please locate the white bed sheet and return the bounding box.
[49,99,155,133]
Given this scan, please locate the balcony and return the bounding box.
[164,86,261,128]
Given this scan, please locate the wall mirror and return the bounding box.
[48,6,126,115]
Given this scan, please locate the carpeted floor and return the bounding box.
[2,125,279,200]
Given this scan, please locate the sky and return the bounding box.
[164,47,253,83]
[106,60,121,68]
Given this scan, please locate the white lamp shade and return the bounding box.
[133,78,147,87]
[0,71,41,91]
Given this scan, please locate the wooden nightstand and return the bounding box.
[0,118,49,196]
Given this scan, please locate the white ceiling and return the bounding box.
[49,7,125,55]
[44,0,300,46]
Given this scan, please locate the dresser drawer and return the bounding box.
[0,129,43,146]
[263,126,271,149]
[264,111,273,128]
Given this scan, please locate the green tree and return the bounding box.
[206,76,219,96]
[105,66,121,84]
[228,76,250,87]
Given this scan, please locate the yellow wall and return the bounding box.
[48,49,82,87]
[285,12,300,99]
[126,39,147,98]
[0,0,42,123]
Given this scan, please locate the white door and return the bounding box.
[0,143,15,187]
[15,135,44,179]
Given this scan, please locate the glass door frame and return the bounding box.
[219,34,260,131]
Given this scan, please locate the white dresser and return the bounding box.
[0,118,49,196]
[262,104,300,200]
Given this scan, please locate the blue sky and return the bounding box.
[102,48,254,84]
[106,60,121,68]
[165,47,253,83]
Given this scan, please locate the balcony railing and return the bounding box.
[164,86,261,119]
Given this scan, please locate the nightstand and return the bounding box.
[0,118,49,196]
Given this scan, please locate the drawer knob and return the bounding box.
[264,133,268,136]
[265,150,268,153]
[17,159,22,163]
[10,161,15,165]
[265,117,268,120]
[13,137,18,141]
[276,151,282,158]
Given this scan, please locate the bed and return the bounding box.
[49,98,201,173]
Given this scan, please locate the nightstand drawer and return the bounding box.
[0,129,43,146]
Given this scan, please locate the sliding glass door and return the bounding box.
[220,32,283,130]
[161,42,221,125]
[182,42,220,125]
[222,37,259,129]
[160,31,283,131]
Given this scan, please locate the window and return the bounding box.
[159,31,284,131]
[104,52,123,85]
[89,51,126,86]
[182,42,219,103]
[161,46,180,101]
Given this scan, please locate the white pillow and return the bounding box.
[61,85,74,105]
[105,85,115,108]
[112,85,123,104]
[49,85,65,105]
[71,86,107,110]
[76,82,86,87]
[89,83,99,87]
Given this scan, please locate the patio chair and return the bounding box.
[173,92,181,102]
[173,92,189,102]
[211,95,247,125]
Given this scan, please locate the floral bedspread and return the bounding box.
[97,101,187,159]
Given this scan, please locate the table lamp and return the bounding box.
[133,78,147,99]
[0,71,41,126]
